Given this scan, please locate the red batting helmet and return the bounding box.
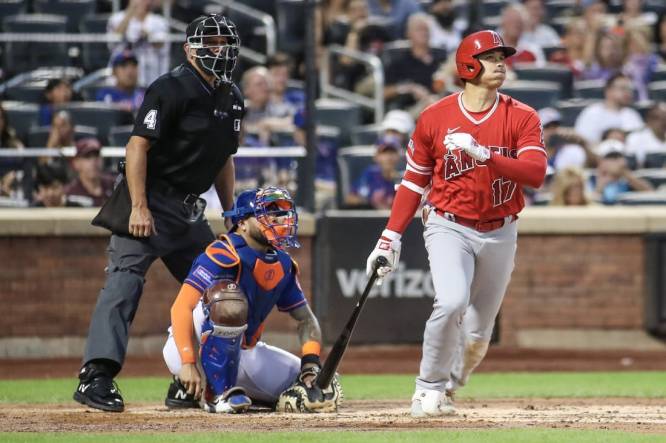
[455,30,516,80]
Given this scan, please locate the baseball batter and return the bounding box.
[162,187,341,413]
[366,30,547,417]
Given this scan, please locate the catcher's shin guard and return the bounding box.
[200,327,242,396]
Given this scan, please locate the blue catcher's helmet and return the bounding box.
[222,187,300,249]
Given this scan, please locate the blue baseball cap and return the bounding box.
[111,50,138,67]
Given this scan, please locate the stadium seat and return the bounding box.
[574,79,606,99]
[2,101,40,142]
[382,40,447,70]
[80,14,112,72]
[2,14,69,75]
[644,153,666,169]
[58,103,134,145]
[315,98,362,146]
[108,125,134,147]
[634,169,666,189]
[556,99,598,127]
[513,63,574,99]
[26,124,99,147]
[541,45,566,61]
[481,0,510,17]
[32,0,96,33]
[276,0,305,56]
[624,154,638,171]
[617,191,666,205]
[227,9,267,55]
[0,0,26,28]
[335,145,376,208]
[544,0,575,19]
[4,82,46,103]
[1,67,84,102]
[351,124,382,146]
[648,81,666,102]
[500,81,561,109]
[651,65,666,83]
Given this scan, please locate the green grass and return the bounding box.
[2,430,666,443]
[3,372,666,404]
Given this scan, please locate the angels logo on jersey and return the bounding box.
[443,144,516,181]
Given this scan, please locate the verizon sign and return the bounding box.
[315,212,434,344]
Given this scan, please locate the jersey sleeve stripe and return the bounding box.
[406,155,433,173]
[406,163,432,175]
[517,146,547,157]
[401,179,426,195]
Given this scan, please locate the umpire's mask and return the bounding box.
[186,14,240,85]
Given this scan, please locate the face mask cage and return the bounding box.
[187,16,240,84]
[254,187,300,249]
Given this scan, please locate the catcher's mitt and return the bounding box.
[276,366,343,413]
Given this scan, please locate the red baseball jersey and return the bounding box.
[403,92,546,221]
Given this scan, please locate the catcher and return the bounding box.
[161,186,342,413]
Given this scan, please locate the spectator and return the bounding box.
[623,27,659,101]
[32,164,80,207]
[574,73,644,144]
[95,49,146,114]
[345,136,402,209]
[497,3,545,68]
[581,30,626,82]
[107,0,170,87]
[366,0,422,40]
[593,151,652,204]
[549,167,591,206]
[619,0,657,29]
[266,52,305,114]
[0,103,24,149]
[39,79,73,126]
[522,0,561,48]
[46,110,75,150]
[538,107,591,170]
[384,13,445,111]
[64,138,116,207]
[655,13,666,61]
[625,102,666,167]
[548,19,586,77]
[0,103,26,197]
[426,0,465,53]
[242,66,294,146]
[595,138,627,157]
[380,109,414,146]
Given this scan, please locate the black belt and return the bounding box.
[148,179,198,203]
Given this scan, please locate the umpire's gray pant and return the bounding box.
[82,189,215,375]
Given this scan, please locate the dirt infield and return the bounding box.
[2,398,666,433]
[4,346,666,379]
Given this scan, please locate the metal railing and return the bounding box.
[0,146,307,207]
[320,44,385,124]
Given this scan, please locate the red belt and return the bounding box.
[433,208,516,233]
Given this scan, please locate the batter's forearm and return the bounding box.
[215,157,236,211]
[125,136,151,208]
[489,150,547,188]
[385,184,423,235]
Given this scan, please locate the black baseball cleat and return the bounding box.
[73,365,124,412]
[165,377,199,409]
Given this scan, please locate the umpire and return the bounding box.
[74,14,244,412]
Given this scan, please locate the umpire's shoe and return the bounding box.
[165,377,199,409]
[73,365,124,412]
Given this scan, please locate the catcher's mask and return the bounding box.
[186,14,240,85]
[223,187,300,250]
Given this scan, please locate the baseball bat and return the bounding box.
[316,255,390,389]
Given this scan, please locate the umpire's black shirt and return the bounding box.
[132,62,244,195]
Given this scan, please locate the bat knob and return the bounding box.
[374,256,389,269]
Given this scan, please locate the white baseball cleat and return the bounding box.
[203,387,251,414]
[410,388,456,418]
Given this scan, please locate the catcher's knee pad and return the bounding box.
[203,279,248,337]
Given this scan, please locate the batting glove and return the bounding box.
[366,229,401,286]
[444,133,490,162]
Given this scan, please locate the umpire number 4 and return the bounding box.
[143,109,157,130]
[491,178,516,207]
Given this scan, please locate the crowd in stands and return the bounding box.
[2,0,666,211]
